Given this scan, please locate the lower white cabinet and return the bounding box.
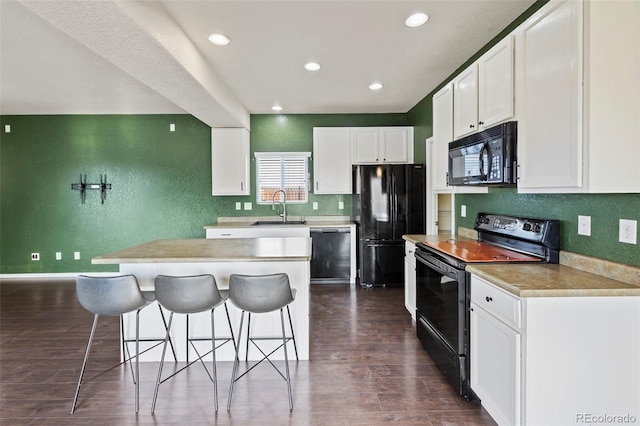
[470,278,521,426]
[470,274,640,425]
[403,241,416,320]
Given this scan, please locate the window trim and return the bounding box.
[254,152,310,205]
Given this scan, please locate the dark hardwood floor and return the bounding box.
[0,278,495,425]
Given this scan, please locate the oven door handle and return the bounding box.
[415,249,460,278]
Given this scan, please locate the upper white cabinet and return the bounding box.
[211,128,250,196]
[516,0,640,193]
[478,36,515,130]
[453,36,515,140]
[453,66,479,139]
[313,127,352,194]
[352,127,413,164]
[432,84,454,192]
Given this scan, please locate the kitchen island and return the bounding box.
[92,237,312,361]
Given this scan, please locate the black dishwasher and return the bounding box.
[310,228,351,284]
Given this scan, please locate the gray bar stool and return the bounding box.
[71,274,175,413]
[227,273,298,411]
[151,274,235,413]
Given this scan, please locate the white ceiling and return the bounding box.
[0,0,536,128]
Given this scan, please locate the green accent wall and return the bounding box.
[0,113,409,274]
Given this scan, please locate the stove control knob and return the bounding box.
[533,223,542,233]
[523,222,532,231]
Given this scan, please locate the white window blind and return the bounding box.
[255,152,310,204]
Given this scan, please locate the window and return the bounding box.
[255,152,310,204]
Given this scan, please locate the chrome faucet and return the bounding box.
[272,189,287,222]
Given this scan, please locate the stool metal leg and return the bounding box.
[245,312,251,361]
[211,308,218,412]
[157,304,177,362]
[151,312,174,413]
[135,308,141,413]
[71,314,99,414]
[227,310,245,411]
[286,306,298,361]
[280,308,293,411]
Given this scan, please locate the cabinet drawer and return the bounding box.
[471,275,521,330]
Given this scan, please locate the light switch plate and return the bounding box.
[4,125,10,133]
[461,205,467,218]
[235,202,241,210]
[243,202,252,210]
[338,201,344,210]
[313,202,318,210]
[169,123,175,132]
[55,252,62,260]
[74,251,81,260]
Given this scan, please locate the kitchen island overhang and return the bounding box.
[92,238,312,362]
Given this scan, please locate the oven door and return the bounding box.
[414,247,471,399]
[415,248,467,353]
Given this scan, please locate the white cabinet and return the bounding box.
[453,36,515,140]
[453,66,479,139]
[478,36,515,130]
[403,241,416,320]
[313,128,352,194]
[351,127,413,164]
[516,0,640,193]
[470,273,640,425]
[470,278,521,426]
[211,128,250,196]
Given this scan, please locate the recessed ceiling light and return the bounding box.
[369,83,383,91]
[304,62,322,71]
[208,33,230,46]
[272,105,283,112]
[405,12,429,28]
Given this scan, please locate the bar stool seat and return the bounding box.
[151,274,235,413]
[71,274,175,413]
[227,273,298,411]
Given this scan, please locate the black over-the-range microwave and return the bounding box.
[447,121,517,186]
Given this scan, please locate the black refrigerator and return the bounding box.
[352,164,425,287]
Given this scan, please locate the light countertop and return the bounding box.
[92,237,312,264]
[468,263,640,297]
[204,220,354,229]
[403,233,640,298]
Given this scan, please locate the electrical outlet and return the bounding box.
[4,125,10,133]
[578,215,591,236]
[243,202,252,210]
[235,202,241,210]
[619,219,637,244]
[74,251,81,260]
[31,252,40,261]
[313,202,318,210]
[338,201,344,210]
[461,205,467,218]
[169,123,175,132]
[55,252,62,260]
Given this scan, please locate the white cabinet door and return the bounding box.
[352,127,413,164]
[380,127,411,163]
[404,242,416,320]
[470,302,521,426]
[516,0,583,190]
[211,128,250,196]
[478,36,515,130]
[313,128,352,194]
[351,128,380,163]
[453,65,479,139]
[432,84,454,192]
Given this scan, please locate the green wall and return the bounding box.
[0,113,409,274]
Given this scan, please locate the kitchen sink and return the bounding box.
[251,220,307,225]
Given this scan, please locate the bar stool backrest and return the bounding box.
[229,273,294,313]
[76,275,147,316]
[154,274,223,314]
